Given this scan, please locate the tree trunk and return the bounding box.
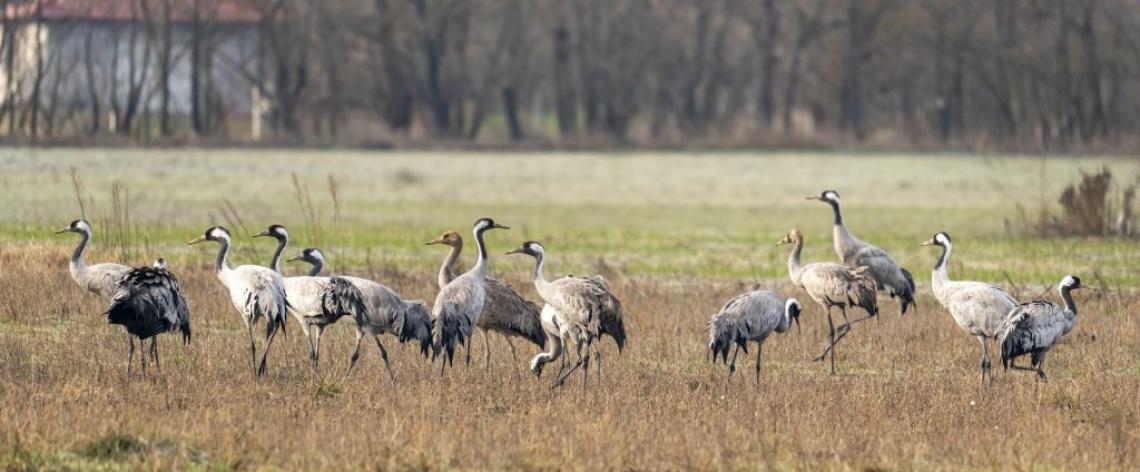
[552,25,576,138]
[757,0,780,126]
[840,0,866,140]
[191,0,204,134]
[502,87,523,141]
[159,0,172,135]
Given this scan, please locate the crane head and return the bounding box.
[806,190,840,203]
[253,224,288,240]
[54,219,91,235]
[288,247,326,266]
[1061,275,1084,291]
[506,240,545,258]
[776,228,802,246]
[188,226,230,246]
[473,217,509,233]
[426,231,463,248]
[921,232,952,247]
[786,298,802,333]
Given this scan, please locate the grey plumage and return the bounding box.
[106,264,192,375]
[508,241,625,388]
[56,219,132,301]
[293,248,432,379]
[809,190,917,316]
[997,275,1085,381]
[778,228,877,375]
[428,230,547,369]
[188,226,288,377]
[707,291,801,381]
[257,226,364,372]
[430,218,509,373]
[923,232,1019,384]
[572,275,627,353]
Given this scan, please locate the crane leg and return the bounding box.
[374,336,396,382]
[839,305,852,333]
[127,337,135,377]
[151,337,161,374]
[246,324,258,375]
[814,307,869,361]
[307,323,318,373]
[977,335,993,386]
[346,328,364,377]
[581,337,593,391]
[553,338,586,388]
[312,323,326,371]
[506,336,519,365]
[505,336,522,378]
[728,344,740,380]
[482,330,492,370]
[827,308,837,375]
[139,337,148,377]
[258,324,279,377]
[462,338,469,368]
[1033,352,1048,382]
[755,343,763,383]
[593,345,604,378]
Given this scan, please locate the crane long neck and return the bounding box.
[270,236,288,274]
[531,253,554,301]
[787,237,805,284]
[307,259,323,277]
[471,227,489,277]
[775,309,793,333]
[71,229,91,271]
[439,244,461,288]
[215,238,232,274]
[829,201,844,226]
[932,242,952,290]
[1060,286,1077,318]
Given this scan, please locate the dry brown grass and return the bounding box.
[2,245,1138,470]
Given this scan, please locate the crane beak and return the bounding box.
[492,223,510,230]
[794,316,801,334]
[187,235,207,246]
[286,255,302,262]
[920,238,935,246]
[251,230,270,238]
[426,237,444,246]
[53,226,71,234]
[505,248,524,255]
[775,238,791,246]
[805,196,821,201]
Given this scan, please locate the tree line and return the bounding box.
[1,0,1137,152]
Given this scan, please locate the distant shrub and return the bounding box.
[1013,167,1138,238]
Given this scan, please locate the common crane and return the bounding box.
[431,218,509,373]
[105,264,191,376]
[188,226,288,377]
[291,248,432,380]
[922,232,1019,384]
[252,224,366,373]
[507,240,625,388]
[55,219,131,300]
[427,230,546,370]
[998,275,1086,381]
[808,190,917,316]
[708,292,801,382]
[778,228,877,374]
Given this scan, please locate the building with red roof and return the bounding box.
[0,0,263,132]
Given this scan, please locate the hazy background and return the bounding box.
[1,0,1140,152]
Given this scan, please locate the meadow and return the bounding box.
[0,149,1138,470]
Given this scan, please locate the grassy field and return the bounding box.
[1,149,1139,469]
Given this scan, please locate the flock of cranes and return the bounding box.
[54,190,1086,386]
